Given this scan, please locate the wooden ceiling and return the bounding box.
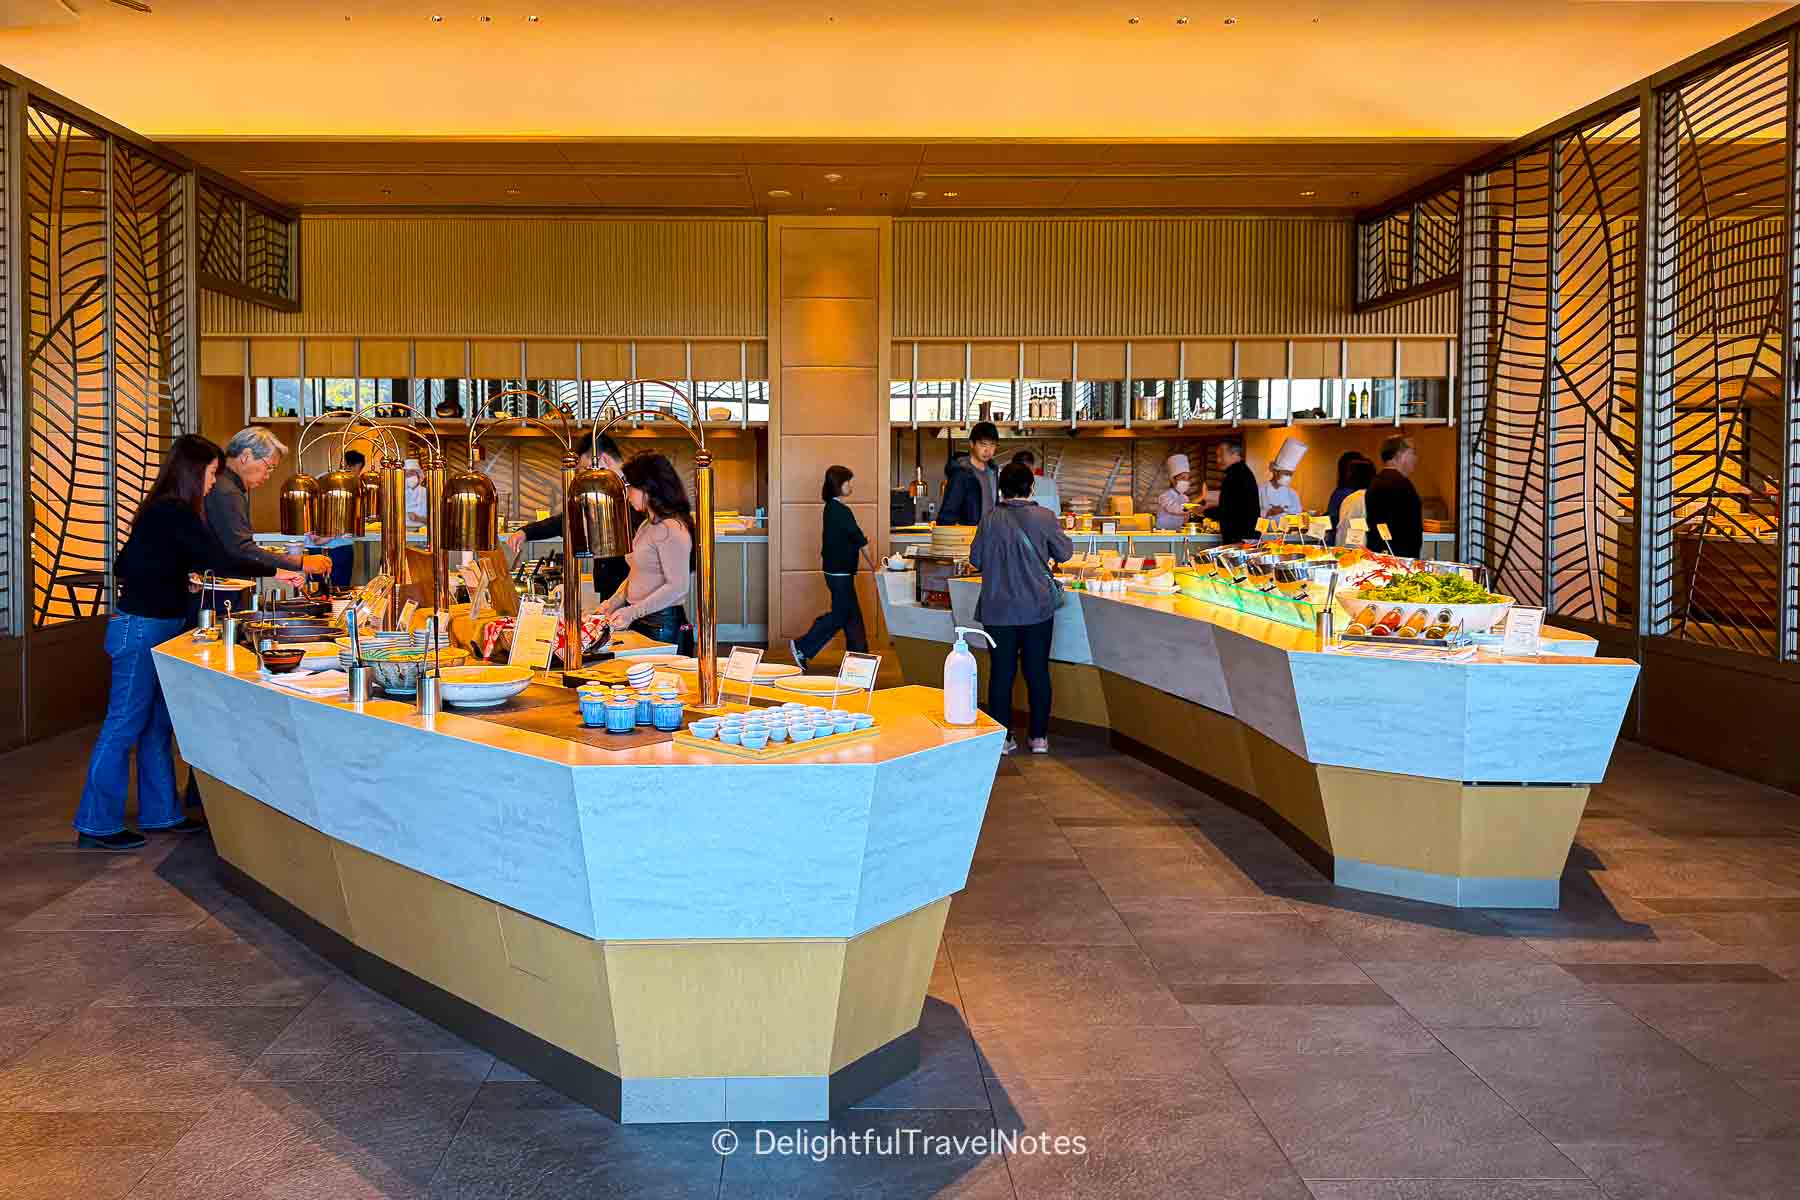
[163,138,1501,215]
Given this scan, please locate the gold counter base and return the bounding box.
[891,636,1587,909]
[197,770,943,1122]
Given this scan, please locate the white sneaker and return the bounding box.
[789,639,808,672]
[1029,737,1050,754]
[1001,736,1018,755]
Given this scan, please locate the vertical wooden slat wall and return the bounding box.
[202,216,767,337]
[767,217,892,645]
[893,216,1457,338]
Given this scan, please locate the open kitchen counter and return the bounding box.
[879,569,1639,910]
[153,634,1003,1124]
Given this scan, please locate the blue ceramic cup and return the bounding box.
[653,699,685,732]
[604,699,637,734]
[579,696,609,727]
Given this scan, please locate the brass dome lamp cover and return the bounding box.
[441,467,500,553]
[315,468,362,538]
[566,463,631,560]
[277,472,321,536]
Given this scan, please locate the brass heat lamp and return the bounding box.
[441,467,500,553]
[315,468,363,537]
[566,461,631,560]
[278,473,321,536]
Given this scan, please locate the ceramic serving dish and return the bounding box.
[436,665,533,708]
[362,645,471,695]
[258,646,305,674]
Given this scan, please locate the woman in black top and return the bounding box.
[74,435,279,852]
[791,465,871,671]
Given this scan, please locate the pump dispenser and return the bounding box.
[945,626,995,724]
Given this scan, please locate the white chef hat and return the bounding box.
[1272,438,1308,473]
[1165,453,1190,480]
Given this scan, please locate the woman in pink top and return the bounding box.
[599,453,696,654]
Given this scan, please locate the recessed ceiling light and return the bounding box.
[479,15,492,23]
[1299,190,1316,197]
[942,191,959,198]
[430,14,443,22]
[910,190,927,199]
[527,14,540,22]
[768,188,792,198]
[826,206,837,213]
[1223,15,1237,25]
[1175,16,1189,25]
[505,187,520,195]
[824,172,843,183]
[1127,16,1140,24]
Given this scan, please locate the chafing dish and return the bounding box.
[1270,560,1313,598]
[1216,547,1258,585]
[239,615,341,646]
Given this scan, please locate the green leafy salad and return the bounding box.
[1356,572,1502,604]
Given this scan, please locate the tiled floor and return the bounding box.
[3,727,1800,1199]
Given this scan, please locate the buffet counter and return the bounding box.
[154,634,1001,1123]
[892,528,1458,558]
[878,572,1639,909]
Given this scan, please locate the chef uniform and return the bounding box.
[1155,453,1193,530]
[1258,438,1309,519]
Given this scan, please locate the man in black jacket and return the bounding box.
[505,431,631,599]
[1204,439,1260,544]
[937,422,1001,526]
[1365,434,1424,558]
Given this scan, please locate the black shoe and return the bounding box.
[77,829,147,852]
[146,818,209,836]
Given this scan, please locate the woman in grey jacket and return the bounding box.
[969,462,1075,754]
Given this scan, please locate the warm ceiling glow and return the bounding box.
[0,1,1785,140]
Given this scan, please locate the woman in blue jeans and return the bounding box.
[969,462,1075,754]
[75,435,287,851]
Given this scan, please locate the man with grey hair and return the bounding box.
[207,426,324,583]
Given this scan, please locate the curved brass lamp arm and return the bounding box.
[292,406,400,464]
[589,378,707,455]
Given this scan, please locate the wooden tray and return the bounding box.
[673,725,880,760]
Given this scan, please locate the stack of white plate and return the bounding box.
[930,525,977,559]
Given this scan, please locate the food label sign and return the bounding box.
[509,598,559,670]
[834,652,883,713]
[1500,606,1546,657]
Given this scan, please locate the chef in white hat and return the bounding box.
[402,457,431,529]
[1155,452,1194,530]
[1259,438,1308,519]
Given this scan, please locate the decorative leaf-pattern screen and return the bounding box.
[196,175,295,307]
[1648,38,1791,657]
[1355,181,1463,309]
[25,102,111,626]
[0,86,12,637]
[24,100,193,628]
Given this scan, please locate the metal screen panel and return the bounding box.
[25,101,111,627]
[111,140,188,557]
[196,174,294,307]
[1461,106,1641,626]
[0,86,12,637]
[1355,181,1463,309]
[1648,38,1791,657]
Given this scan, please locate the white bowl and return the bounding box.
[437,665,534,708]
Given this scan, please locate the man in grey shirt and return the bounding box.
[207,427,326,582]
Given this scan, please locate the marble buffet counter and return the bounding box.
[878,573,1640,909]
[154,635,1002,1124]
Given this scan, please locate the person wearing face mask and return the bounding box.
[402,458,430,529]
[1260,467,1303,519]
[791,465,872,671]
[1155,453,1194,530]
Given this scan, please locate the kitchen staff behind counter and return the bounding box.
[1155,453,1194,530]
[505,432,631,600]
